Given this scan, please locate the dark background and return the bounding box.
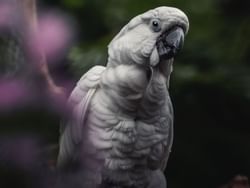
[1,0,250,187]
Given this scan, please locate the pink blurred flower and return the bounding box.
[28,12,74,63]
[0,2,13,28]
[0,79,31,110]
[46,78,74,117]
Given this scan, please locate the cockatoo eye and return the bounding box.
[151,19,161,32]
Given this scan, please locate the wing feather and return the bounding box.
[57,66,106,168]
[160,96,174,171]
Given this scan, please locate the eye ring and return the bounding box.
[150,19,161,32]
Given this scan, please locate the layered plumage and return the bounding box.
[57,6,189,188]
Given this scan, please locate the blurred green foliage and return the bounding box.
[43,0,250,187]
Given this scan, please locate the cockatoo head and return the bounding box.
[108,6,189,67]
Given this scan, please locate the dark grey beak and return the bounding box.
[157,26,185,60]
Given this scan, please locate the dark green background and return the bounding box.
[1,0,250,187]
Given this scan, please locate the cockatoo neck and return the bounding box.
[106,55,173,90]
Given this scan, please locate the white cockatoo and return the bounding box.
[57,6,189,188]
